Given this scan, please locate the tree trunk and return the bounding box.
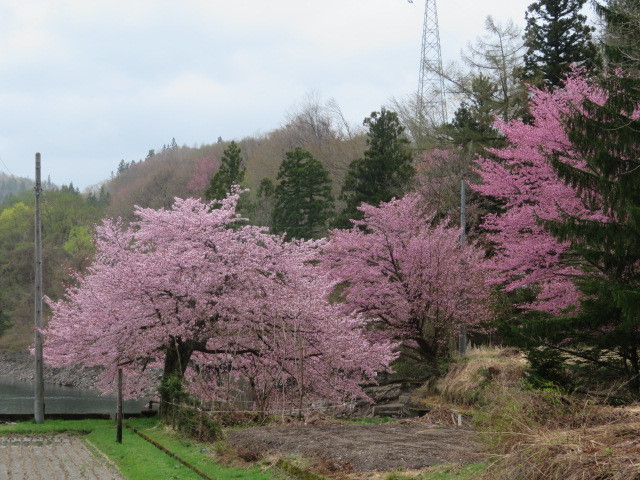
[159,338,195,417]
[627,345,640,395]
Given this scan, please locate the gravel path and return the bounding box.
[0,436,124,480]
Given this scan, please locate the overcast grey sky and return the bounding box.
[0,0,555,189]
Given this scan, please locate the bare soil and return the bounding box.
[227,420,481,474]
[0,435,123,480]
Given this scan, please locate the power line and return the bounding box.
[0,156,15,177]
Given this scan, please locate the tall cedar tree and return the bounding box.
[523,0,600,87]
[204,141,245,201]
[539,0,640,391]
[338,108,414,227]
[272,148,334,239]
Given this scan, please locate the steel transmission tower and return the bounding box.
[418,0,447,125]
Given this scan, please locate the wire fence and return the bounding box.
[158,397,359,442]
[161,399,357,416]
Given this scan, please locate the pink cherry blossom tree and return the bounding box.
[44,191,396,413]
[473,69,609,313]
[187,156,220,193]
[413,147,487,232]
[323,194,491,369]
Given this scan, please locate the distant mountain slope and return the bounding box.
[104,125,365,221]
[0,173,34,203]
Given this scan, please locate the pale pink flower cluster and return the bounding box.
[324,194,491,363]
[44,190,396,409]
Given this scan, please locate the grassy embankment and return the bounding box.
[409,346,640,480]
[382,464,486,480]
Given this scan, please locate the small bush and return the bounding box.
[173,405,222,443]
[275,458,328,480]
[158,374,222,442]
[235,443,264,462]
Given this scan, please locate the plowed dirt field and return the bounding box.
[228,421,480,473]
[0,436,123,480]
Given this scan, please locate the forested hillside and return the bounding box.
[104,99,367,224]
[0,186,107,349]
[0,173,34,203]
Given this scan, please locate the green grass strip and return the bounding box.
[126,425,213,480]
[122,417,278,480]
[0,418,278,480]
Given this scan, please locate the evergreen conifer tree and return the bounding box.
[538,0,640,391]
[338,108,414,227]
[523,0,600,87]
[205,141,245,201]
[447,75,505,148]
[272,147,334,239]
[244,178,276,228]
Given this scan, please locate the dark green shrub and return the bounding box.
[174,405,222,443]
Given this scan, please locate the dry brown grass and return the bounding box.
[474,383,630,450]
[435,346,527,405]
[480,418,640,480]
[418,346,640,479]
[415,403,468,426]
[450,349,640,479]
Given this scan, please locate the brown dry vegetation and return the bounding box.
[473,380,640,480]
[106,144,221,220]
[434,346,527,405]
[482,419,640,480]
[397,346,640,480]
[428,347,640,480]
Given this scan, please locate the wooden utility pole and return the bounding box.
[458,179,468,356]
[116,368,123,443]
[34,153,45,424]
[460,179,467,245]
